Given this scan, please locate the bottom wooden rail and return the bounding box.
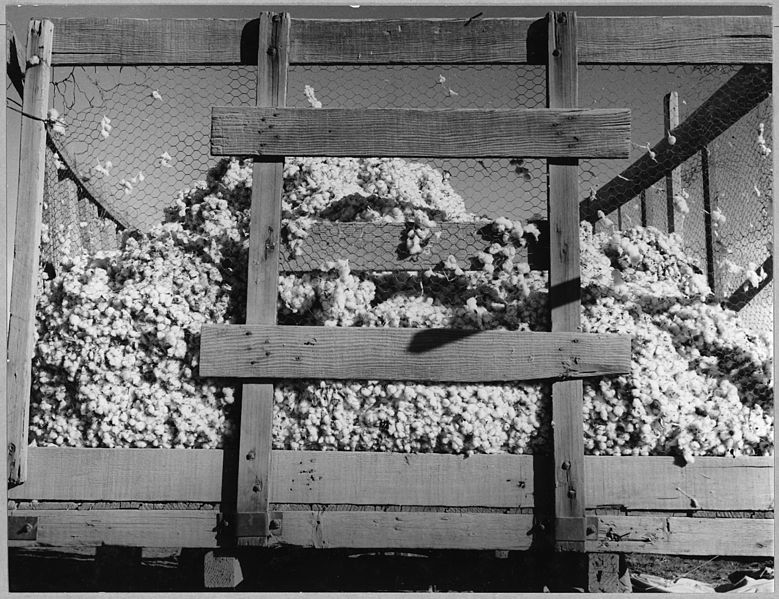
[7,509,774,556]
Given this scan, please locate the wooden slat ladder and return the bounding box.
[203,9,633,591]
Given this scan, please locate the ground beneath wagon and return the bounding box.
[8,548,774,592]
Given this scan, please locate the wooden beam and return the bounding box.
[211,107,631,159]
[547,11,586,554]
[585,65,772,222]
[723,254,773,312]
[7,19,54,486]
[46,16,770,66]
[279,221,550,273]
[10,509,772,556]
[578,16,771,64]
[589,515,773,557]
[199,325,631,382]
[235,12,290,547]
[9,448,774,512]
[8,510,219,548]
[9,509,535,551]
[663,91,681,234]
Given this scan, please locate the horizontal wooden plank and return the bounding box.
[199,325,632,382]
[10,449,773,512]
[280,221,550,273]
[585,456,775,511]
[578,16,772,64]
[9,509,773,555]
[48,18,251,65]
[47,16,770,65]
[211,107,631,159]
[8,510,218,548]
[280,511,534,549]
[589,515,774,557]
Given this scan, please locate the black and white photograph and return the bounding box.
[2,1,775,593]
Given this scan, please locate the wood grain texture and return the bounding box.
[211,107,631,159]
[7,19,54,486]
[199,325,632,382]
[279,221,550,273]
[585,65,772,222]
[235,12,290,546]
[663,91,681,233]
[547,11,586,552]
[578,16,771,64]
[7,510,219,548]
[590,515,773,557]
[9,448,773,512]
[47,16,770,65]
[278,511,535,550]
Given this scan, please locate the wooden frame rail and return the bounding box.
[210,107,631,159]
[200,326,631,382]
[46,16,770,65]
[9,448,774,512]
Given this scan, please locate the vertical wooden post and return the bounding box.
[546,10,586,552]
[701,145,718,295]
[1,11,10,596]
[664,91,681,234]
[7,19,54,486]
[235,11,289,545]
[639,189,648,227]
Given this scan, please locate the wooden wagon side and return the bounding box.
[5,11,774,592]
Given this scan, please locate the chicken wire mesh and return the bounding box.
[43,62,773,331]
[27,56,773,455]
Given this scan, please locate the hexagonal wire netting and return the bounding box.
[44,62,772,334]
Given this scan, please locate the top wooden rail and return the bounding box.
[44,16,771,66]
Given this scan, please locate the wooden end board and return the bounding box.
[211,106,630,159]
[7,19,54,486]
[200,325,631,382]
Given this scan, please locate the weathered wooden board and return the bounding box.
[585,456,775,511]
[9,509,772,555]
[578,16,771,64]
[279,511,535,550]
[211,107,631,159]
[47,16,770,65]
[235,11,290,547]
[8,510,219,548]
[279,221,550,273]
[9,449,774,512]
[547,11,586,553]
[199,325,631,382]
[589,515,773,557]
[586,65,772,221]
[7,19,54,486]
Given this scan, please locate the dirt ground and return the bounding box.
[7,547,774,592]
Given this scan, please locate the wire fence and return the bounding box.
[42,62,773,333]
[11,53,772,453]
